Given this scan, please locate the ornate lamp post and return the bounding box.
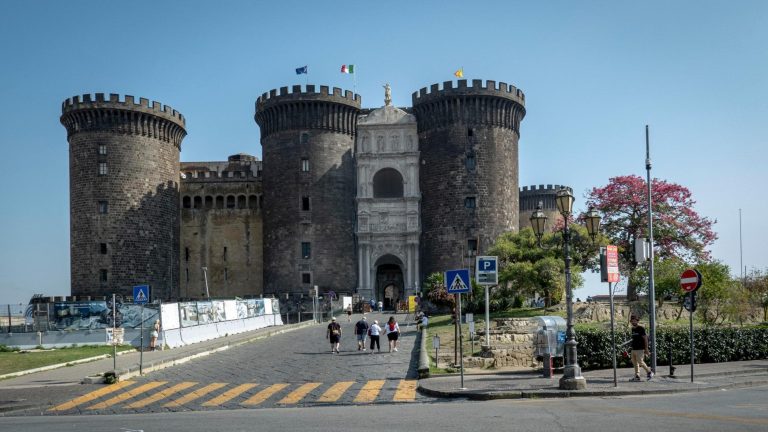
[530,188,601,390]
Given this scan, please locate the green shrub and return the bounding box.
[575,325,768,369]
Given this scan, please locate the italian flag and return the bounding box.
[340,64,355,74]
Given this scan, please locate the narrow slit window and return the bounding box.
[465,197,476,208]
[98,162,108,176]
[301,158,310,172]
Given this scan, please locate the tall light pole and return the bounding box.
[645,125,658,373]
[530,188,601,390]
[201,266,211,300]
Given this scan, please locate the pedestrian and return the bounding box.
[370,298,376,312]
[385,316,400,352]
[327,316,342,354]
[377,300,383,312]
[629,314,654,381]
[420,313,429,331]
[354,316,369,351]
[346,304,353,322]
[369,319,382,353]
[150,319,161,351]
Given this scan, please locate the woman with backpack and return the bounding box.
[385,316,400,352]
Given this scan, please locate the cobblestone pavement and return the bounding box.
[43,312,437,415]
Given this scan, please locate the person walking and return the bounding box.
[385,316,401,352]
[149,319,161,351]
[327,317,342,354]
[346,304,353,322]
[369,319,382,353]
[629,314,654,381]
[377,300,383,312]
[354,316,369,351]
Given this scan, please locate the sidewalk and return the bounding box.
[0,320,318,390]
[418,359,768,399]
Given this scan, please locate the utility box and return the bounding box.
[534,316,567,377]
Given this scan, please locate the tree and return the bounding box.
[695,261,736,325]
[744,268,768,321]
[586,175,717,300]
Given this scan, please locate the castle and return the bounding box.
[60,79,568,307]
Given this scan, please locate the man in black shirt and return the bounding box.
[354,316,369,351]
[327,317,342,354]
[629,314,654,381]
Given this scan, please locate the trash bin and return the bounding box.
[534,316,566,377]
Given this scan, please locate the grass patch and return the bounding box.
[0,345,134,376]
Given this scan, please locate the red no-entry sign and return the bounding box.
[680,268,702,292]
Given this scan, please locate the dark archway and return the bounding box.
[374,254,404,311]
[373,168,404,198]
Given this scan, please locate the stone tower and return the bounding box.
[255,85,361,296]
[518,184,572,232]
[60,93,186,299]
[412,80,526,277]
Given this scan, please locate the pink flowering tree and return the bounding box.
[586,175,717,300]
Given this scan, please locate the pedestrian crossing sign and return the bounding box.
[445,269,471,294]
[133,285,150,304]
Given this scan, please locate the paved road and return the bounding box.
[36,312,432,415]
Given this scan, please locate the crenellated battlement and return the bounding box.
[411,79,525,106]
[256,84,361,111]
[519,184,572,194]
[519,184,573,212]
[255,84,361,138]
[60,93,187,148]
[62,93,185,126]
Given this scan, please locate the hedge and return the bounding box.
[575,326,768,370]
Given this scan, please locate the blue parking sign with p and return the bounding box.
[476,256,498,285]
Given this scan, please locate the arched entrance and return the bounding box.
[374,254,404,311]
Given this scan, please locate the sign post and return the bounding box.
[133,285,150,375]
[445,269,470,389]
[680,269,702,382]
[601,245,620,387]
[475,256,497,347]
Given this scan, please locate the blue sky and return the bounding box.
[0,1,765,305]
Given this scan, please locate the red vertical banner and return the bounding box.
[606,245,620,283]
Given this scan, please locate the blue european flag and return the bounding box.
[295,65,308,75]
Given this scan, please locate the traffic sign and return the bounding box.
[475,256,498,285]
[683,291,697,312]
[445,269,471,294]
[605,245,620,283]
[133,285,150,304]
[680,269,702,292]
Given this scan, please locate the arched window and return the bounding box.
[248,195,258,209]
[215,196,224,209]
[204,196,213,209]
[193,196,202,209]
[373,168,404,198]
[226,195,235,209]
[237,195,247,209]
[182,196,191,209]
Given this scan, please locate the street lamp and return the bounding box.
[530,188,601,390]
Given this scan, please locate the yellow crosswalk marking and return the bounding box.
[316,381,355,403]
[278,382,321,404]
[201,383,259,406]
[393,379,417,401]
[49,380,136,412]
[163,382,227,408]
[124,382,197,409]
[241,383,289,406]
[87,381,167,410]
[353,379,385,403]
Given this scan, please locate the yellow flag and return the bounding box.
[454,68,464,78]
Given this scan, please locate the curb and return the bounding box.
[113,321,318,382]
[417,327,429,378]
[417,375,768,400]
[0,348,135,381]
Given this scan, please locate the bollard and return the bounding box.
[542,353,553,378]
[668,350,676,377]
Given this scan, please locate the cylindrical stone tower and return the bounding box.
[60,93,187,300]
[412,79,526,277]
[255,85,360,296]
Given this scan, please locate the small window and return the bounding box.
[301,133,309,144]
[185,247,189,262]
[301,196,310,211]
[301,158,310,172]
[98,201,108,214]
[301,242,311,259]
[468,128,474,137]
[302,273,311,284]
[467,239,478,256]
[98,145,107,155]
[98,162,108,176]
[466,153,476,171]
[185,268,189,282]
[465,197,476,209]
[224,268,229,281]
[100,243,107,254]
[223,247,228,261]
[99,269,108,285]
[183,196,191,208]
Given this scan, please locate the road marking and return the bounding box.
[201,383,259,406]
[393,379,417,401]
[124,382,197,409]
[241,383,289,406]
[87,381,167,410]
[48,380,136,411]
[278,382,322,404]
[317,381,355,402]
[163,383,227,408]
[353,379,385,403]
[609,406,768,426]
